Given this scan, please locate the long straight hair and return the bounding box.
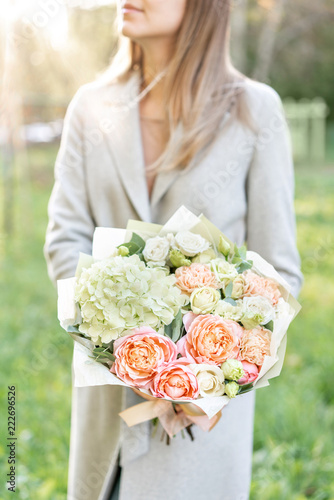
[101,0,252,172]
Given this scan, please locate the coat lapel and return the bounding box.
[101,71,151,223]
[150,168,181,208]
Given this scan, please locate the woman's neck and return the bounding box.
[139,37,174,100]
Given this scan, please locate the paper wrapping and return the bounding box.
[58,206,301,422]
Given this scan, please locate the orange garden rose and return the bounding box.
[113,327,177,388]
[175,263,219,295]
[243,271,281,306]
[177,314,242,365]
[151,359,199,400]
[239,327,271,366]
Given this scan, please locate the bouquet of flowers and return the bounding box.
[58,207,300,440]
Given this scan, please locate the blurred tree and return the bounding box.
[252,0,287,81]
[7,5,117,104]
[231,0,248,72]
[67,5,118,87]
[231,0,334,117]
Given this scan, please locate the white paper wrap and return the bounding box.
[58,206,301,419]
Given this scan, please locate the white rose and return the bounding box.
[190,287,221,314]
[240,296,275,329]
[174,231,210,257]
[189,364,225,397]
[165,233,176,247]
[143,236,170,266]
[192,248,217,264]
[275,297,291,317]
[210,259,238,286]
[214,300,243,321]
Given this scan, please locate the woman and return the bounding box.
[44,1,303,499]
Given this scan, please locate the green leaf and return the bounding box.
[89,355,113,365]
[117,241,140,255]
[137,252,145,262]
[238,245,247,260]
[238,383,254,394]
[164,310,183,343]
[117,232,146,256]
[66,325,81,334]
[101,342,114,348]
[264,320,274,332]
[92,347,115,363]
[223,297,237,306]
[130,232,146,249]
[224,281,233,298]
[232,257,243,265]
[237,260,253,273]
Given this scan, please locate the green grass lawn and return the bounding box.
[0,145,333,499]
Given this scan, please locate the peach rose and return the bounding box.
[243,271,281,306]
[177,315,242,365]
[239,327,271,366]
[175,263,218,295]
[151,359,199,400]
[238,361,259,385]
[113,327,177,388]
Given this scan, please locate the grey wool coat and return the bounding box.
[44,68,303,500]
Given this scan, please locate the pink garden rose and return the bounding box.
[175,263,218,295]
[182,311,199,332]
[243,271,281,306]
[239,327,271,366]
[177,314,243,365]
[238,361,259,385]
[112,327,177,388]
[151,359,199,400]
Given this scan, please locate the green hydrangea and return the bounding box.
[75,254,188,344]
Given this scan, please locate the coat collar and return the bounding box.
[100,70,181,223]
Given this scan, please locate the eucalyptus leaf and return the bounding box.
[232,257,243,265]
[238,245,247,260]
[92,347,115,362]
[101,342,114,349]
[237,260,253,273]
[224,281,233,298]
[164,310,183,343]
[89,356,112,366]
[223,297,237,306]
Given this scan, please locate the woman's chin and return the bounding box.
[120,23,144,40]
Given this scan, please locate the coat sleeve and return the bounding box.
[245,86,303,298]
[44,86,95,285]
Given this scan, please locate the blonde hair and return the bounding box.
[102,0,251,173]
